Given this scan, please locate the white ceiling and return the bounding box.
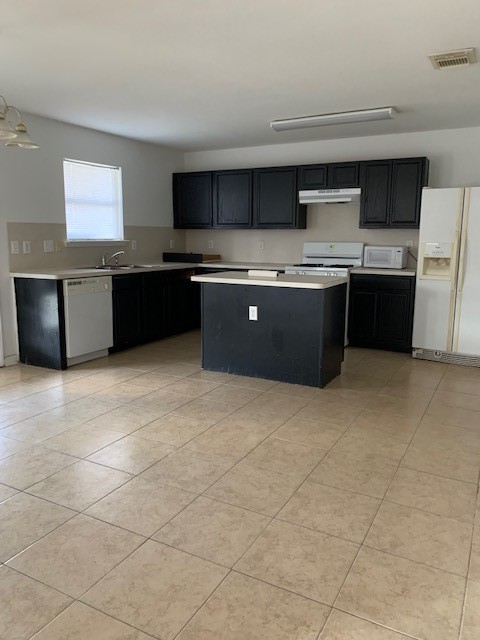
[2,0,480,150]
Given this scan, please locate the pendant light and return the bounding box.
[0,96,39,149]
[0,96,17,139]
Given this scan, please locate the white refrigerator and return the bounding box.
[413,187,480,366]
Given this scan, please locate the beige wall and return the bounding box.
[8,223,186,272]
[186,204,418,267]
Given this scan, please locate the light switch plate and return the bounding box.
[43,239,55,253]
[10,240,20,255]
[131,240,137,250]
[208,240,214,249]
[22,240,31,254]
[169,239,175,249]
[248,305,258,321]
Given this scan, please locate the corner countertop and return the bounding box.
[10,261,286,280]
[10,263,200,280]
[351,267,417,277]
[191,271,348,290]
[10,261,417,280]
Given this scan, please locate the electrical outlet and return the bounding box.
[43,239,55,253]
[208,240,214,249]
[169,239,175,249]
[10,240,20,255]
[55,240,63,252]
[248,305,258,321]
[131,240,137,250]
[406,239,415,248]
[259,241,265,251]
[22,240,31,254]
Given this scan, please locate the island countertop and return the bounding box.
[191,271,347,289]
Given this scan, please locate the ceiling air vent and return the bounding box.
[428,48,476,69]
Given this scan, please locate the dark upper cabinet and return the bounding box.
[359,161,391,226]
[172,156,427,230]
[298,162,360,189]
[173,172,213,228]
[253,167,306,228]
[298,165,327,189]
[360,157,428,228]
[214,169,252,227]
[348,275,415,352]
[327,162,360,188]
[390,158,427,227]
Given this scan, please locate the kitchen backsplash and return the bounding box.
[186,204,419,267]
[7,223,187,271]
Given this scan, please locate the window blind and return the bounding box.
[64,159,124,240]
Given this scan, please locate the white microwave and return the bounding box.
[363,246,408,269]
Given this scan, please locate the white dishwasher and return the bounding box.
[63,276,113,366]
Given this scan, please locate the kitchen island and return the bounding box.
[191,271,347,388]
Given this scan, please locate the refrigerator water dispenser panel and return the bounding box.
[419,242,454,279]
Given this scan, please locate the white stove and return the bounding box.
[285,242,364,276]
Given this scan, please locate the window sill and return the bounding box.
[64,239,129,248]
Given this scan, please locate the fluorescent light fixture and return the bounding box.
[270,107,398,132]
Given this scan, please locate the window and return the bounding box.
[63,159,124,241]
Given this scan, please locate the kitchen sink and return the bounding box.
[75,264,150,270]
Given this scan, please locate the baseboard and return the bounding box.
[3,354,19,367]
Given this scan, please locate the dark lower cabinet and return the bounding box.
[111,270,199,352]
[143,272,168,341]
[165,271,200,334]
[111,275,143,351]
[360,157,428,228]
[14,278,67,369]
[348,275,415,352]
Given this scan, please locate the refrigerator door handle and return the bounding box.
[457,188,470,294]
[452,188,470,351]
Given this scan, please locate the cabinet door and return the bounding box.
[143,272,168,341]
[112,275,143,350]
[253,167,306,228]
[389,158,426,227]
[348,275,415,351]
[166,270,199,334]
[214,170,252,227]
[348,289,378,343]
[298,165,327,189]
[359,161,391,227]
[173,172,213,228]
[327,162,360,188]
[377,290,412,346]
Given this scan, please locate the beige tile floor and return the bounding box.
[0,330,479,640]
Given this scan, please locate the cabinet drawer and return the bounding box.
[350,275,413,291]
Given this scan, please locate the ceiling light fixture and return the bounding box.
[270,107,398,132]
[0,95,39,149]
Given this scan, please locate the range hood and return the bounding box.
[299,188,361,204]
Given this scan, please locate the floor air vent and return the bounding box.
[429,48,476,69]
[412,348,480,367]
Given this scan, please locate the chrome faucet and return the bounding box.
[101,250,125,266]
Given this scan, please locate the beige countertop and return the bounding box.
[10,261,416,280]
[10,262,200,280]
[351,267,416,277]
[191,271,348,290]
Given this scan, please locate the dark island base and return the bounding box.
[200,282,347,388]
